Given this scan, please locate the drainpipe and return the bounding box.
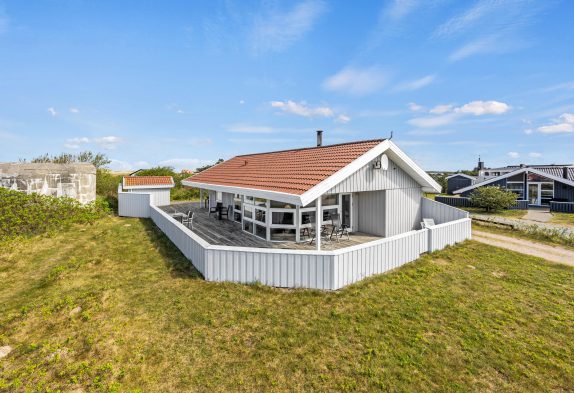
[316,196,322,251]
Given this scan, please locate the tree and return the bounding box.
[429,173,448,194]
[196,158,224,173]
[469,186,517,212]
[25,151,111,169]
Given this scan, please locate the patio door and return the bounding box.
[528,183,540,205]
[341,194,351,230]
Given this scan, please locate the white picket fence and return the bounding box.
[147,198,471,290]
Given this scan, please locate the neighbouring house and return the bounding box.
[118,133,472,289]
[118,176,175,217]
[0,162,96,203]
[446,158,574,212]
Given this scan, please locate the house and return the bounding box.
[450,159,574,212]
[118,176,175,217]
[446,173,477,195]
[118,133,471,289]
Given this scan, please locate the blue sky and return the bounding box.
[1,0,573,172]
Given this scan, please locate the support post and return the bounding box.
[199,189,203,208]
[295,205,300,243]
[316,197,322,251]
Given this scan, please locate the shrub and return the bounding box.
[0,188,110,241]
[132,166,200,201]
[469,186,517,212]
[96,169,123,211]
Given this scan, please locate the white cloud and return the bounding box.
[271,100,334,118]
[108,159,151,172]
[407,113,458,128]
[47,107,57,117]
[335,114,351,124]
[408,102,424,112]
[507,151,520,159]
[65,135,122,150]
[383,0,420,21]
[323,66,389,96]
[542,81,574,92]
[250,0,326,53]
[537,113,574,134]
[394,75,435,91]
[239,99,245,104]
[429,104,453,114]
[69,107,80,114]
[529,152,542,158]
[524,128,533,135]
[455,100,510,116]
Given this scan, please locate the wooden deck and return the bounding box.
[160,202,382,251]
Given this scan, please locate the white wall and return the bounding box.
[118,192,152,218]
[384,188,423,237]
[356,191,385,236]
[132,188,171,206]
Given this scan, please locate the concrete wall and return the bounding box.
[0,162,96,203]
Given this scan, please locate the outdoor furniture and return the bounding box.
[309,224,330,245]
[329,213,350,241]
[182,211,194,230]
[209,202,221,218]
[170,212,186,223]
[420,218,436,229]
[220,205,232,220]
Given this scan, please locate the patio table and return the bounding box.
[171,212,186,223]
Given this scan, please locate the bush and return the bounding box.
[132,166,200,201]
[469,186,517,212]
[96,169,123,211]
[0,188,110,241]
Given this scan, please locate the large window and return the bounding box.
[243,205,253,219]
[507,182,524,199]
[255,198,267,207]
[243,220,253,233]
[233,194,242,222]
[322,194,339,206]
[272,211,294,225]
[255,208,266,223]
[255,224,266,239]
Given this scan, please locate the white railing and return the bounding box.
[118,184,153,218]
[143,198,471,290]
[421,197,469,224]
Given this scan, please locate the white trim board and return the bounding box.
[446,173,476,180]
[453,167,574,194]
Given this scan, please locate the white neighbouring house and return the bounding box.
[119,136,471,290]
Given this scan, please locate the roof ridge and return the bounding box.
[235,138,386,158]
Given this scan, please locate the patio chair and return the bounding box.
[308,224,330,245]
[209,202,221,217]
[182,211,194,230]
[329,213,350,241]
[220,205,232,220]
[420,218,436,229]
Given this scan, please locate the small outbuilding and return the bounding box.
[118,176,175,217]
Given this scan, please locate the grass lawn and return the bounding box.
[550,212,574,227]
[462,207,526,219]
[1,217,574,392]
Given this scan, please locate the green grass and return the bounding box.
[1,218,574,392]
[462,207,526,218]
[550,212,574,227]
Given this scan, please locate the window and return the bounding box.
[243,206,253,219]
[255,198,267,207]
[255,208,266,223]
[270,228,296,242]
[245,196,254,203]
[216,191,222,201]
[243,220,253,233]
[301,210,316,225]
[272,211,294,225]
[323,208,338,222]
[255,224,266,239]
[322,194,338,206]
[270,200,294,208]
[233,194,242,222]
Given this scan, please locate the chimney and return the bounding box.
[519,163,527,168]
[316,130,323,147]
[564,166,569,179]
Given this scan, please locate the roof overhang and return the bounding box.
[122,182,175,190]
[453,167,574,194]
[446,173,476,180]
[184,140,442,206]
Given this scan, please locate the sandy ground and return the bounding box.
[473,229,574,266]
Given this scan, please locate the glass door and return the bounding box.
[341,194,351,229]
[528,183,540,205]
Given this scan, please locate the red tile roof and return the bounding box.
[186,139,384,195]
[123,176,174,187]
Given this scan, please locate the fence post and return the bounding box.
[427,227,433,253]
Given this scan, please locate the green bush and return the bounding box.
[96,169,123,211]
[0,188,110,241]
[469,186,517,212]
[132,166,200,201]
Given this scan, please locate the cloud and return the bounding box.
[448,35,526,61]
[429,104,453,114]
[408,102,424,112]
[455,100,511,116]
[407,113,458,128]
[166,103,185,114]
[271,100,333,118]
[323,66,389,96]
[69,107,80,114]
[250,0,326,53]
[529,152,542,158]
[48,107,57,117]
[239,99,245,104]
[537,113,574,134]
[542,81,574,92]
[335,114,351,124]
[394,75,435,91]
[507,151,520,159]
[109,159,151,172]
[65,136,122,150]
[383,0,420,21]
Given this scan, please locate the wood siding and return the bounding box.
[421,197,468,224]
[554,182,574,202]
[384,188,423,236]
[447,175,473,194]
[328,158,420,194]
[132,188,171,206]
[356,191,385,236]
[461,178,507,197]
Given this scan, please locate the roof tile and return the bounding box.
[123,176,174,187]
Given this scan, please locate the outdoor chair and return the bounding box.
[220,205,232,220]
[329,213,350,241]
[420,218,436,229]
[309,224,330,245]
[209,202,222,217]
[182,211,194,230]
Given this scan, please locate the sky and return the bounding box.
[1,0,573,172]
